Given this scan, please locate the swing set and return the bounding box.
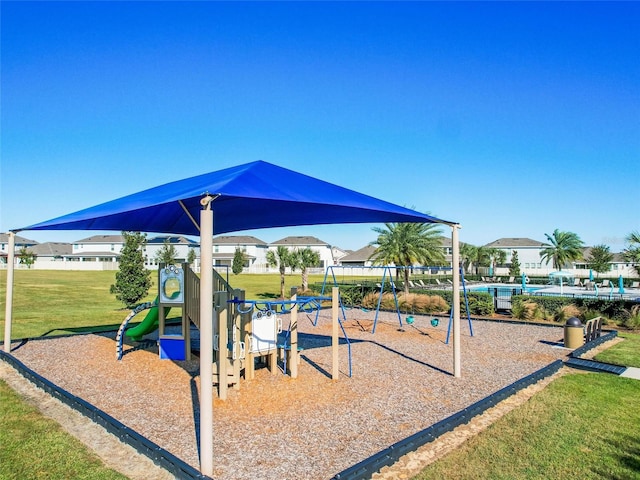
[317,265,474,341]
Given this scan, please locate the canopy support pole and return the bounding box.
[452,224,461,378]
[199,195,214,476]
[179,200,200,232]
[3,232,16,353]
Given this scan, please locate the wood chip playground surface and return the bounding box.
[6,311,569,480]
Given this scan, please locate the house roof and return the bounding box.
[271,236,329,246]
[340,245,377,263]
[485,237,545,248]
[212,235,268,246]
[27,242,72,256]
[438,236,452,247]
[0,233,39,245]
[147,235,198,245]
[75,234,124,243]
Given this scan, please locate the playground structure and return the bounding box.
[117,263,345,400]
[317,265,474,342]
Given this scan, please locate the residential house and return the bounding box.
[575,248,637,279]
[210,235,269,273]
[145,235,199,269]
[339,245,377,267]
[484,237,550,276]
[330,245,350,265]
[270,236,333,271]
[26,242,73,269]
[0,233,39,266]
[71,235,123,265]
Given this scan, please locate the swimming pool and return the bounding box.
[468,285,545,294]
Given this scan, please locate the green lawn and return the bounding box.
[414,334,640,480]
[2,270,639,479]
[414,372,640,479]
[0,379,128,480]
[594,332,640,368]
[0,270,328,340]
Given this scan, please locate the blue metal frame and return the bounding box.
[317,266,403,333]
[228,295,353,377]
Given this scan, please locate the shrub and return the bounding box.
[362,292,450,315]
[512,300,546,322]
[554,304,582,324]
[623,305,640,330]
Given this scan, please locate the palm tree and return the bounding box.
[266,245,295,298]
[369,222,445,295]
[539,229,584,270]
[470,245,492,276]
[489,248,507,275]
[623,230,640,276]
[459,242,477,275]
[296,248,321,291]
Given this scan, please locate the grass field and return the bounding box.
[594,332,640,368]
[2,270,639,479]
[414,371,640,479]
[0,269,329,340]
[0,379,127,480]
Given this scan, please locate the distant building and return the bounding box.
[26,242,73,267]
[0,233,39,265]
[484,237,549,275]
[339,245,377,267]
[145,235,199,268]
[211,235,269,272]
[70,234,123,264]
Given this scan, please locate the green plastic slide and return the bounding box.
[126,298,170,341]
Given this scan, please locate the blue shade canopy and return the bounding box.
[19,160,454,235]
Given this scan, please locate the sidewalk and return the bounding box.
[620,366,640,380]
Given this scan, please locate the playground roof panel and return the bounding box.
[17,160,456,235]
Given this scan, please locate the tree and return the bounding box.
[110,231,152,308]
[489,248,507,275]
[539,229,584,270]
[17,246,36,269]
[623,231,640,276]
[470,245,492,276]
[266,245,296,298]
[369,222,445,295]
[587,244,613,278]
[155,238,177,265]
[232,248,246,275]
[509,250,521,276]
[295,247,320,291]
[459,242,477,274]
[187,247,196,267]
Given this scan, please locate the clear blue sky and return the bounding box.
[2,2,638,251]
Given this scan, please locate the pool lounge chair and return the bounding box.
[598,279,612,288]
[507,276,515,284]
[631,281,640,289]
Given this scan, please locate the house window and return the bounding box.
[214,246,219,253]
[111,244,114,251]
